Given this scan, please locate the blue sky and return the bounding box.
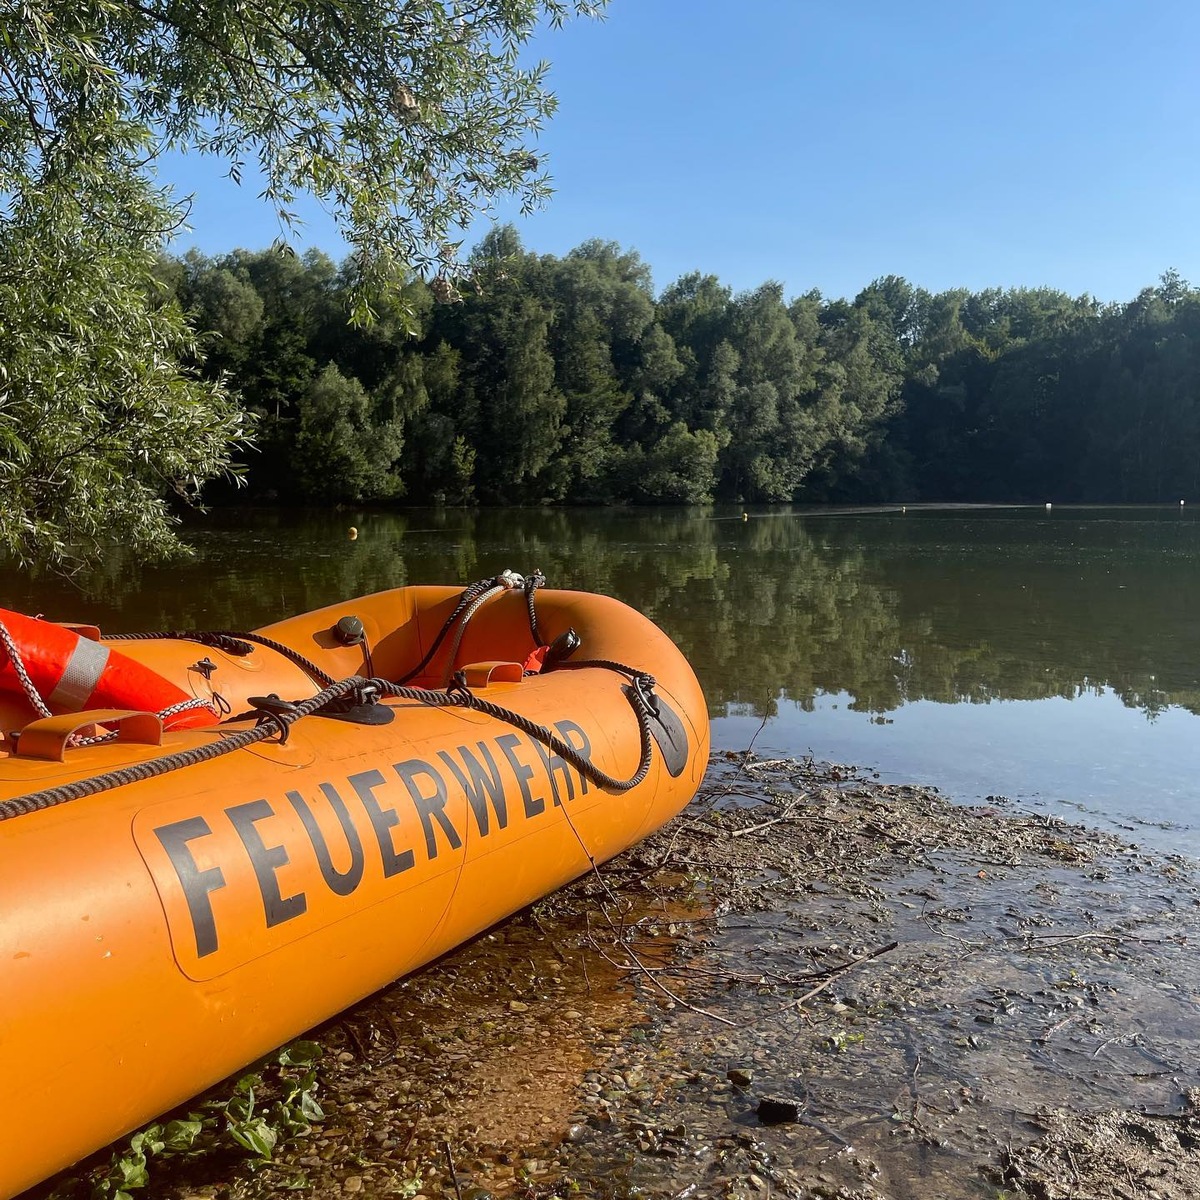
[159,0,1200,303]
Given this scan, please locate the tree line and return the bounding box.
[161,235,1200,509]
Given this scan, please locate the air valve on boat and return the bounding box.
[332,615,366,645]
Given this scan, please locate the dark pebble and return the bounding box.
[757,1096,801,1124]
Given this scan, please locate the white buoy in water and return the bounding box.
[1045,502,1052,510]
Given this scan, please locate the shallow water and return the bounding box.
[714,687,1200,857]
[441,759,1200,1200]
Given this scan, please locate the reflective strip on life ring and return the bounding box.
[47,637,112,711]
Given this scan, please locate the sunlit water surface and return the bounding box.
[6,503,1200,855]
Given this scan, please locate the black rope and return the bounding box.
[106,630,335,687]
[524,570,547,647]
[105,571,539,690]
[419,672,656,794]
[0,669,660,823]
[105,630,251,655]
[0,677,364,822]
[553,658,658,710]
[394,576,503,685]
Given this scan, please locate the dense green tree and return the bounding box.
[441,229,565,503]
[289,365,404,502]
[174,252,266,378]
[618,423,720,504]
[130,235,1200,515]
[401,342,474,504]
[0,167,246,569]
[718,282,816,501]
[802,298,905,499]
[657,272,736,433]
[615,323,685,450]
[537,241,663,498]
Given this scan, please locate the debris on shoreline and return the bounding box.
[35,753,1200,1200]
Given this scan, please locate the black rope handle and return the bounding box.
[101,570,545,690]
[416,672,655,795]
[0,671,659,823]
[395,576,501,685]
[524,570,547,647]
[106,630,336,687]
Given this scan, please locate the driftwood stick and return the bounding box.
[730,793,810,838]
[443,1141,464,1200]
[1020,931,1157,946]
[775,941,899,1014]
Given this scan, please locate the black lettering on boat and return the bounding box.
[496,733,543,818]
[350,768,415,878]
[227,799,308,928]
[439,743,508,837]
[553,720,592,796]
[287,784,365,897]
[531,737,574,805]
[153,816,226,958]
[394,759,462,859]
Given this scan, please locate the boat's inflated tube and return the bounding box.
[0,608,215,729]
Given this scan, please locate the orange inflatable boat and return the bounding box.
[0,573,709,1198]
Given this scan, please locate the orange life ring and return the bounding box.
[0,608,216,729]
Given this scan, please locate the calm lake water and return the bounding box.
[6,504,1200,854]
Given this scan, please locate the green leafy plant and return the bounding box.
[80,1040,324,1200]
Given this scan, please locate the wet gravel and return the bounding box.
[33,753,1200,1200]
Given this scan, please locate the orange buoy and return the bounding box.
[0,608,215,729]
[0,582,709,1198]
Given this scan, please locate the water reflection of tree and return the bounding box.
[4,508,1198,721]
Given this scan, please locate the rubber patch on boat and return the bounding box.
[627,688,689,778]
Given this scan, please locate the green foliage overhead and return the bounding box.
[2,0,606,307]
[0,1,604,569]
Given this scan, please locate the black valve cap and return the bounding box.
[333,614,365,645]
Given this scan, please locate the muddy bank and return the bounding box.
[39,754,1200,1200]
